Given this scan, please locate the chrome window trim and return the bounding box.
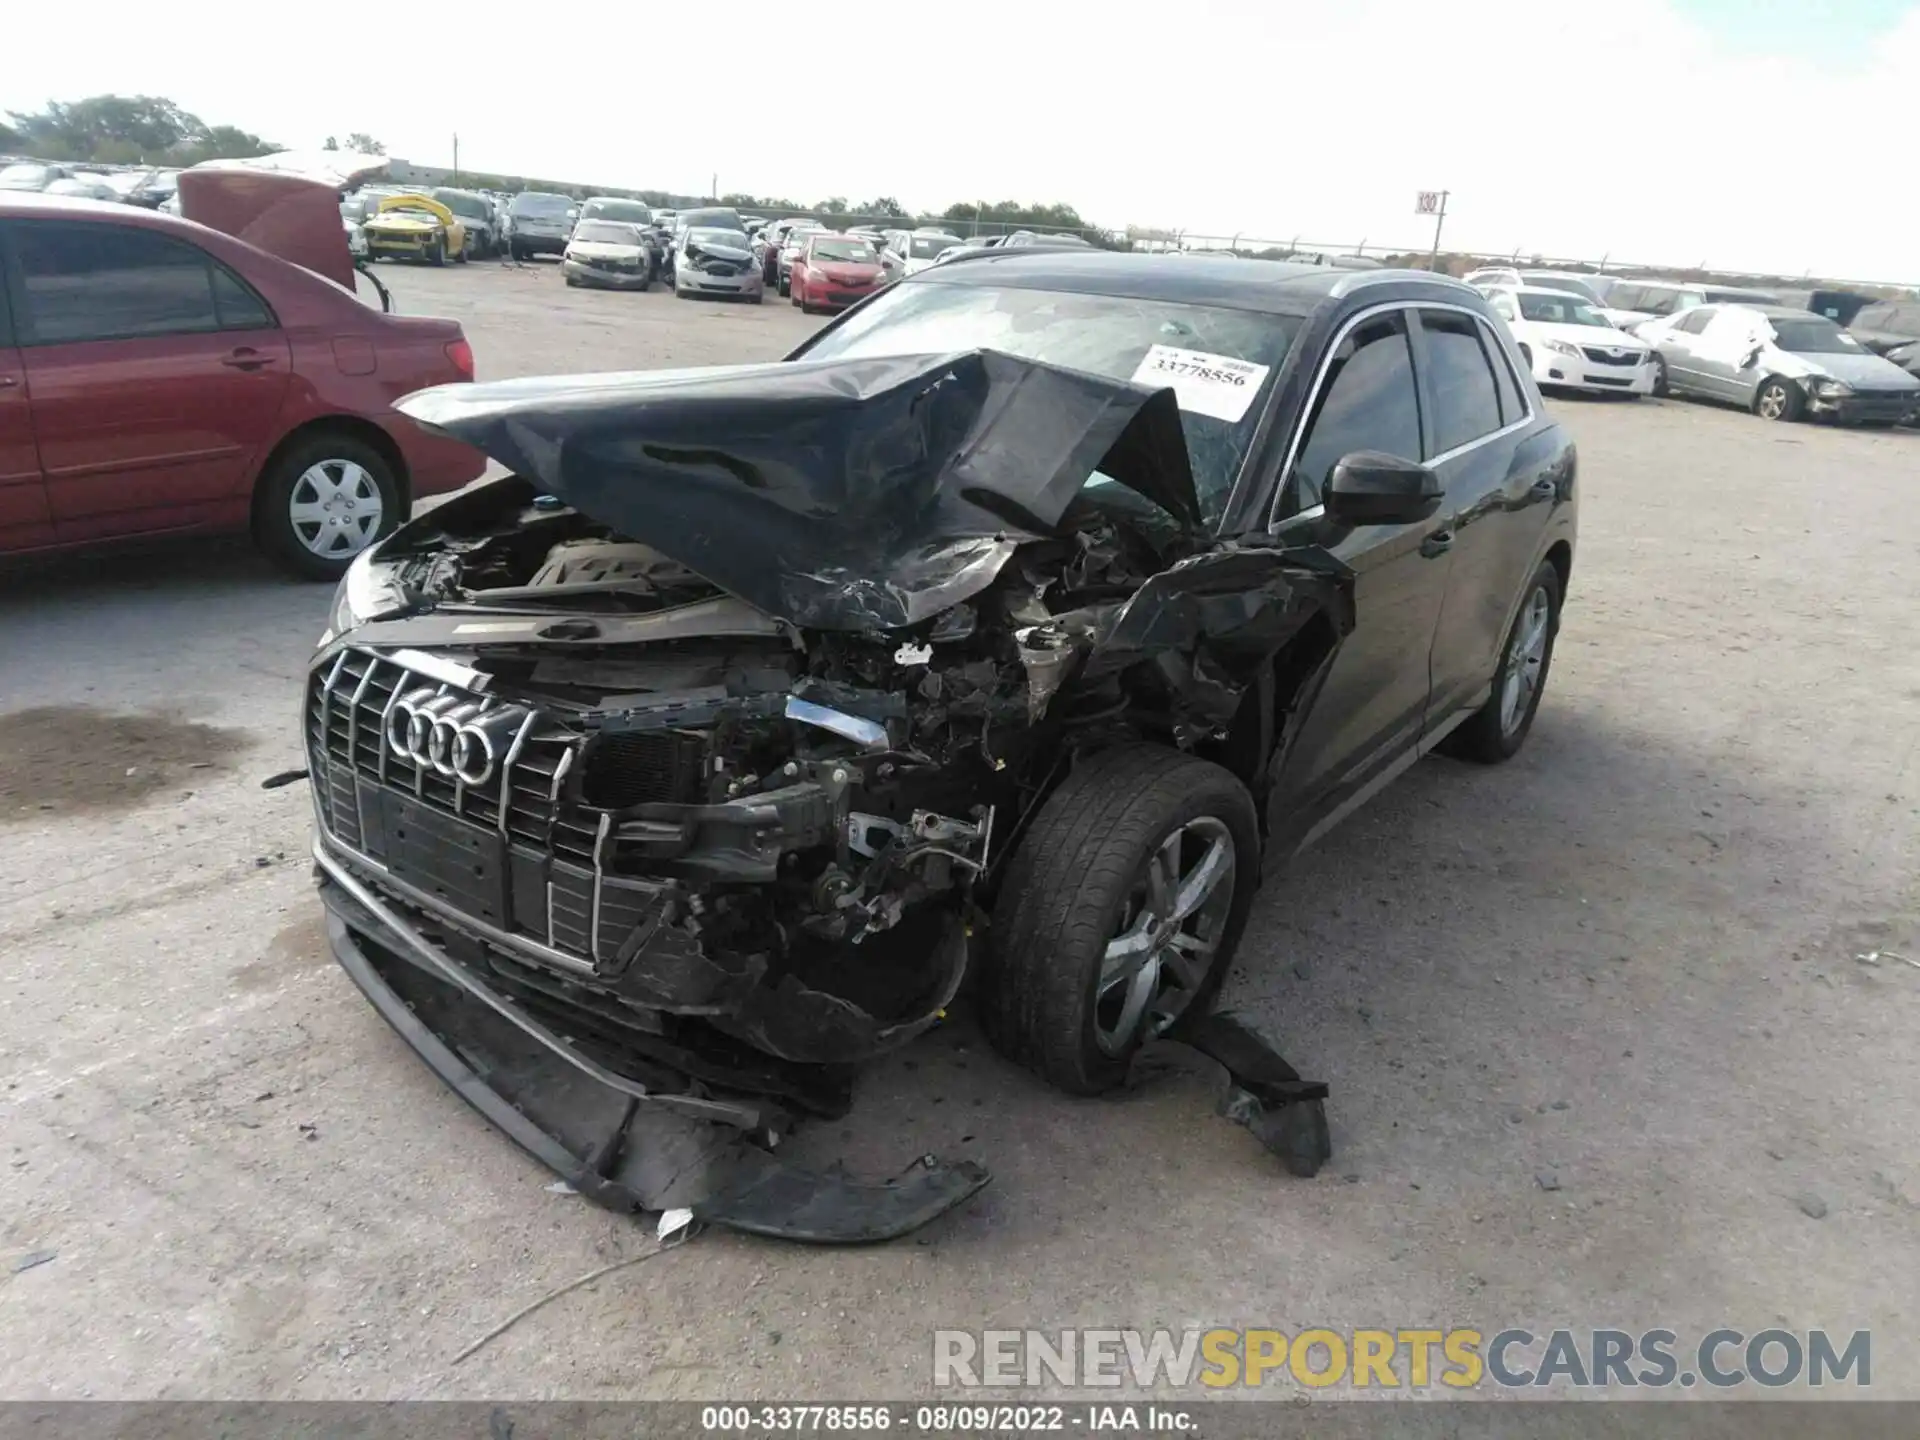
[1266,298,1536,530]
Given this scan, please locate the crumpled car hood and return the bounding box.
[397,350,1203,631]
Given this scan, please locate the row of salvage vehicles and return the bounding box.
[1465,266,1920,426]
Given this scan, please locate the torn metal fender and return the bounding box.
[1030,542,1355,727]
[395,350,1202,631]
[322,883,989,1243]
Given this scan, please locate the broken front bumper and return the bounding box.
[315,842,990,1242]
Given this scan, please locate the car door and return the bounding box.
[1267,306,1452,831]
[0,268,52,552]
[1411,307,1559,723]
[2,217,292,544]
[1658,306,1717,392]
[1691,307,1769,401]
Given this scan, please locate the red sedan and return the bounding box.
[0,187,484,580]
[788,233,886,315]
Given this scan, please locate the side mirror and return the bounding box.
[1325,451,1443,527]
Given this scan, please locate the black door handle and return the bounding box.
[1420,530,1453,558]
[0,376,18,389]
[221,349,274,371]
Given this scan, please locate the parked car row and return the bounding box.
[1465,268,1920,426]
[1,159,183,209]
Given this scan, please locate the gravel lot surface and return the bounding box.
[2,259,1915,1402]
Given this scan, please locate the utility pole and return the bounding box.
[711,172,718,202]
[452,133,459,185]
[1425,190,1450,270]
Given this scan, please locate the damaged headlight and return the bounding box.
[320,549,404,647]
[1807,376,1852,397]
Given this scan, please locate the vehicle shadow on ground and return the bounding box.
[0,538,333,704]
[0,534,296,602]
[779,695,1848,1253]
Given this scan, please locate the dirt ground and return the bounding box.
[1,259,1916,1404]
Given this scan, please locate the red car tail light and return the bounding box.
[444,337,475,382]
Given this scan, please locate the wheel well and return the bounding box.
[1213,609,1342,796]
[249,417,411,534]
[1544,539,1572,594]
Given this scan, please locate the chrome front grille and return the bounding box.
[307,649,704,973]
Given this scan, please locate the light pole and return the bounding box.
[1425,190,1450,270]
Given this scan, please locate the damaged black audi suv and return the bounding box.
[303,252,1577,1240]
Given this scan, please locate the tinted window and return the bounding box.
[10,222,267,345]
[512,193,573,217]
[211,267,271,329]
[1290,311,1421,511]
[1770,319,1864,355]
[433,189,491,220]
[1482,319,1525,424]
[1673,308,1714,334]
[582,199,653,224]
[1419,310,1503,453]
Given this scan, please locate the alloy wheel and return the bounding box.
[1500,584,1552,737]
[1094,817,1237,1056]
[1757,383,1789,420]
[289,459,384,558]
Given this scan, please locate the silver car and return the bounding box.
[1641,303,1920,424]
[674,226,763,302]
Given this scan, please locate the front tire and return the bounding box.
[1649,353,1670,397]
[982,746,1260,1095]
[1441,559,1563,764]
[254,432,401,582]
[1754,377,1804,422]
[426,237,446,267]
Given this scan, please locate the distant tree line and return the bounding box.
[2,94,1125,246]
[1,95,273,166]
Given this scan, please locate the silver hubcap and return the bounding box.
[1758,385,1786,419]
[1500,585,1552,737]
[289,460,383,558]
[1095,818,1236,1056]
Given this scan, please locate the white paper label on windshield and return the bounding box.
[1129,345,1270,423]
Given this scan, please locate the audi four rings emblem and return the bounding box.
[385,688,531,786]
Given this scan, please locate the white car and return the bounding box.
[675,226,763,302]
[1486,286,1657,396]
[884,228,964,276]
[563,220,655,289]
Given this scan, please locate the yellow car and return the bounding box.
[363,194,468,265]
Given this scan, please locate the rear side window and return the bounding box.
[1480,318,1526,424]
[1418,310,1504,453]
[1289,310,1422,512]
[1673,308,1714,335]
[7,221,273,345]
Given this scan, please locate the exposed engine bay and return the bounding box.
[306,350,1348,1240]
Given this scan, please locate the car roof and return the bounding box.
[0,189,198,231]
[904,250,1479,316]
[1510,285,1591,298]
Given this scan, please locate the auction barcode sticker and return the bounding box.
[1128,344,1270,423]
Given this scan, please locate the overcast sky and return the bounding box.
[7,0,1919,280]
